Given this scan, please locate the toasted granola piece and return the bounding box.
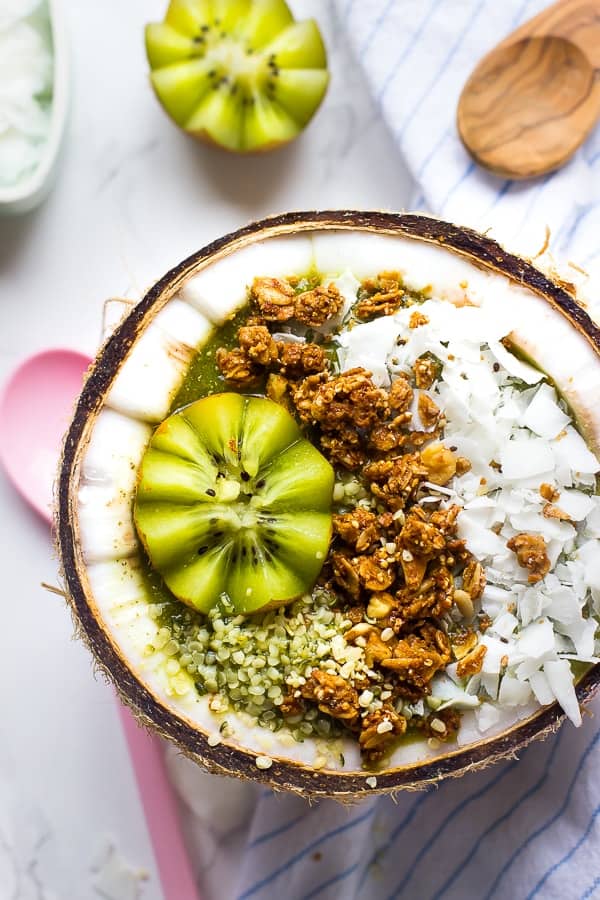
[356,548,395,592]
[279,690,305,718]
[456,644,487,678]
[359,706,406,760]
[398,509,446,557]
[309,368,389,429]
[345,605,365,625]
[424,708,460,741]
[333,508,382,553]
[451,628,479,660]
[398,553,428,592]
[292,371,330,423]
[301,669,360,724]
[456,456,472,476]
[293,283,343,326]
[461,558,486,600]
[369,424,404,452]
[409,310,429,329]
[542,503,572,522]
[418,393,441,430]
[320,427,367,471]
[331,551,361,599]
[380,624,451,688]
[392,564,454,624]
[266,372,292,409]
[507,532,551,584]
[420,442,457,486]
[388,374,414,413]
[355,272,405,319]
[343,622,378,643]
[429,505,460,535]
[251,276,295,321]
[216,347,260,385]
[277,341,327,378]
[413,355,440,390]
[365,630,396,666]
[238,325,279,365]
[366,592,395,620]
[364,453,428,511]
[540,482,560,502]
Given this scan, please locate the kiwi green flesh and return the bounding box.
[134,393,334,614]
[146,2,327,151]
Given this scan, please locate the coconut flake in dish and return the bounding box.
[338,296,600,727]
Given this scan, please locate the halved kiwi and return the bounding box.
[145,0,329,151]
[134,393,333,614]
[57,213,600,798]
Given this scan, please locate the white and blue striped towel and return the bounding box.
[171,2,600,898]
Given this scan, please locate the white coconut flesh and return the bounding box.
[75,229,600,773]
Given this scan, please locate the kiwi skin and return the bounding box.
[57,211,600,798]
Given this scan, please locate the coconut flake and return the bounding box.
[476,702,501,733]
[520,384,571,439]
[544,660,582,726]
[500,437,555,480]
[552,426,600,477]
[498,675,532,707]
[528,670,555,706]
[516,619,556,660]
[488,340,544,384]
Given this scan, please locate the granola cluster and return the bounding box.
[214,271,492,763]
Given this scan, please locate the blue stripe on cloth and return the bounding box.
[512,170,556,235]
[249,811,310,848]
[581,873,600,899]
[417,127,450,180]
[484,727,600,900]
[388,0,487,137]
[419,0,535,187]
[358,0,396,57]
[357,792,431,890]
[301,859,362,900]
[561,205,595,253]
[375,0,441,103]
[589,148,600,166]
[432,731,564,900]
[527,803,600,899]
[439,161,477,212]
[237,806,376,900]
[487,179,514,212]
[341,0,358,22]
[385,755,523,899]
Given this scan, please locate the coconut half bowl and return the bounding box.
[56,211,600,800]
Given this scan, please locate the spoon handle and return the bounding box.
[507,0,600,66]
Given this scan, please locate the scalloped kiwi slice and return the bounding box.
[134,393,334,614]
[145,0,329,151]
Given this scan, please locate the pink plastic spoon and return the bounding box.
[0,349,201,900]
[0,349,91,521]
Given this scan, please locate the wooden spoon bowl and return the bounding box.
[457,0,600,178]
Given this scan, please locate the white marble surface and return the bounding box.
[0,1,413,897]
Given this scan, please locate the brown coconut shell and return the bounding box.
[56,211,600,800]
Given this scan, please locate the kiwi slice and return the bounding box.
[145,0,329,152]
[134,393,334,614]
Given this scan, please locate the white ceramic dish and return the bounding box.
[0,0,69,216]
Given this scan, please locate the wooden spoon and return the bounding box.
[457,0,600,179]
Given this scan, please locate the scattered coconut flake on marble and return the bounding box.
[0,0,52,188]
[90,840,148,900]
